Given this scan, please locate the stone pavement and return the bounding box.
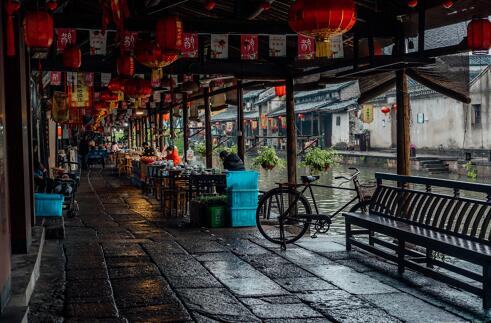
[28,170,488,322]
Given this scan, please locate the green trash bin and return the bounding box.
[208,205,226,228]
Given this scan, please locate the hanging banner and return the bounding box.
[50,72,62,86]
[210,34,228,59]
[151,69,162,88]
[298,34,315,60]
[315,35,344,58]
[241,35,258,60]
[100,73,112,87]
[182,33,198,58]
[89,30,107,55]
[261,114,268,129]
[66,72,77,86]
[120,31,138,53]
[68,73,92,108]
[251,120,258,130]
[269,35,287,57]
[360,104,374,124]
[84,73,94,87]
[56,28,77,53]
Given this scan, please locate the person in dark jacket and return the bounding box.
[142,142,155,157]
[219,150,245,171]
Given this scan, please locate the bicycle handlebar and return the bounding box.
[334,168,360,181]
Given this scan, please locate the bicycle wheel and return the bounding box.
[256,187,312,244]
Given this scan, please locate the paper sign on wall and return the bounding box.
[50,72,62,86]
[241,35,258,60]
[56,28,77,53]
[360,105,374,124]
[210,34,229,59]
[89,30,107,55]
[269,35,287,57]
[182,33,198,58]
[298,34,315,60]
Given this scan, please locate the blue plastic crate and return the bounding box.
[228,189,258,208]
[34,193,64,217]
[226,171,259,189]
[229,207,257,227]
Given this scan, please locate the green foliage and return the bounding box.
[301,147,339,174]
[193,142,206,156]
[463,161,477,180]
[194,195,228,206]
[252,146,285,170]
[216,145,238,156]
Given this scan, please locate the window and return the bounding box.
[472,104,482,128]
[336,116,341,126]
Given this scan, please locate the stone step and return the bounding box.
[423,164,448,169]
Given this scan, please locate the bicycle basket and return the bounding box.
[358,182,376,201]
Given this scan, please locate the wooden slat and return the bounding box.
[445,200,464,232]
[464,204,486,238]
[479,207,491,241]
[453,202,475,234]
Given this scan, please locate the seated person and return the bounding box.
[165,145,181,166]
[142,142,156,156]
[219,150,245,171]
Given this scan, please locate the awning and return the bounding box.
[212,106,260,122]
[267,98,355,117]
[318,99,358,113]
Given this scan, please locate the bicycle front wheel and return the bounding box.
[256,187,312,244]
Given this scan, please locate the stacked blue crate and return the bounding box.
[226,171,259,227]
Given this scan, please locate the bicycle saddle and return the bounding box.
[301,175,320,183]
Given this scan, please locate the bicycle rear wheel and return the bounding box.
[256,187,312,244]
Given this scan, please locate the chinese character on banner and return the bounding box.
[56,28,77,53]
[120,31,138,53]
[241,35,258,60]
[89,30,107,55]
[269,35,286,57]
[297,34,315,60]
[100,73,112,87]
[50,72,62,86]
[68,74,91,108]
[182,33,198,58]
[360,104,374,124]
[210,34,228,59]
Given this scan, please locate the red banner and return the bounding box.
[50,72,62,86]
[56,28,77,53]
[241,35,258,60]
[182,33,198,58]
[298,34,315,60]
[120,31,138,53]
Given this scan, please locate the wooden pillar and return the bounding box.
[4,15,33,253]
[128,120,132,149]
[158,110,163,150]
[285,77,297,186]
[204,87,212,168]
[182,92,189,162]
[153,110,158,150]
[169,103,175,141]
[237,80,245,161]
[396,69,410,176]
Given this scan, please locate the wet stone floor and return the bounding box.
[28,169,489,322]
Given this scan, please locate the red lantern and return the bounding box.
[298,113,305,120]
[100,91,119,102]
[108,77,125,92]
[47,0,58,11]
[275,85,286,97]
[442,0,453,8]
[260,1,271,10]
[288,0,356,40]
[381,106,391,115]
[467,18,491,55]
[163,113,170,121]
[5,0,21,57]
[135,40,162,68]
[125,78,152,98]
[63,45,82,69]
[407,0,418,8]
[156,16,183,54]
[23,11,54,48]
[205,0,216,11]
[117,54,135,77]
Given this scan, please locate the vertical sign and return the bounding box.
[50,72,62,86]
[56,28,77,53]
[241,35,258,60]
[182,33,198,58]
[210,34,229,59]
[120,31,138,53]
[360,104,374,124]
[100,73,112,87]
[297,34,315,60]
[269,35,287,57]
[89,30,107,55]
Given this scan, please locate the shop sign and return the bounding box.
[182,33,198,58]
[241,35,258,60]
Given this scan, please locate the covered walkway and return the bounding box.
[27,169,485,322]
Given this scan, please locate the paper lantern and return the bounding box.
[407,0,418,7]
[205,0,216,10]
[135,40,162,69]
[63,45,82,69]
[117,54,135,77]
[442,0,453,8]
[100,91,119,102]
[381,106,390,115]
[47,0,58,11]
[288,0,356,41]
[467,18,491,55]
[156,16,183,54]
[163,113,170,121]
[260,2,271,10]
[125,78,152,98]
[275,85,286,97]
[5,0,21,57]
[298,113,305,120]
[23,11,54,48]
[108,77,125,92]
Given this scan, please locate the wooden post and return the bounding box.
[285,77,297,186]
[158,110,163,150]
[237,80,245,161]
[169,102,174,141]
[396,69,411,176]
[4,15,33,253]
[128,120,132,149]
[204,87,213,168]
[182,92,189,162]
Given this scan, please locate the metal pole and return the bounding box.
[204,87,213,168]
[237,80,245,161]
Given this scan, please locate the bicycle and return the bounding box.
[256,167,373,249]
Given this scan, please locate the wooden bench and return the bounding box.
[344,173,491,311]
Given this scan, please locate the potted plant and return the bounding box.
[302,147,339,174]
[252,146,285,170]
[190,195,228,228]
[193,142,206,157]
[216,145,238,156]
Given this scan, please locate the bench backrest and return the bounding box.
[369,173,491,243]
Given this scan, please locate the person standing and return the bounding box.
[219,150,245,171]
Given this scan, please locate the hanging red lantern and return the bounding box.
[467,18,491,55]
[275,85,286,97]
[117,54,135,77]
[297,113,305,120]
[442,0,453,8]
[108,77,125,92]
[288,0,356,41]
[163,113,170,121]
[407,0,418,8]
[63,45,82,69]
[100,91,119,102]
[23,11,54,49]
[260,1,271,10]
[135,40,162,68]
[47,0,58,11]
[155,16,183,54]
[5,0,21,57]
[125,78,152,98]
[205,0,216,11]
[381,106,391,115]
